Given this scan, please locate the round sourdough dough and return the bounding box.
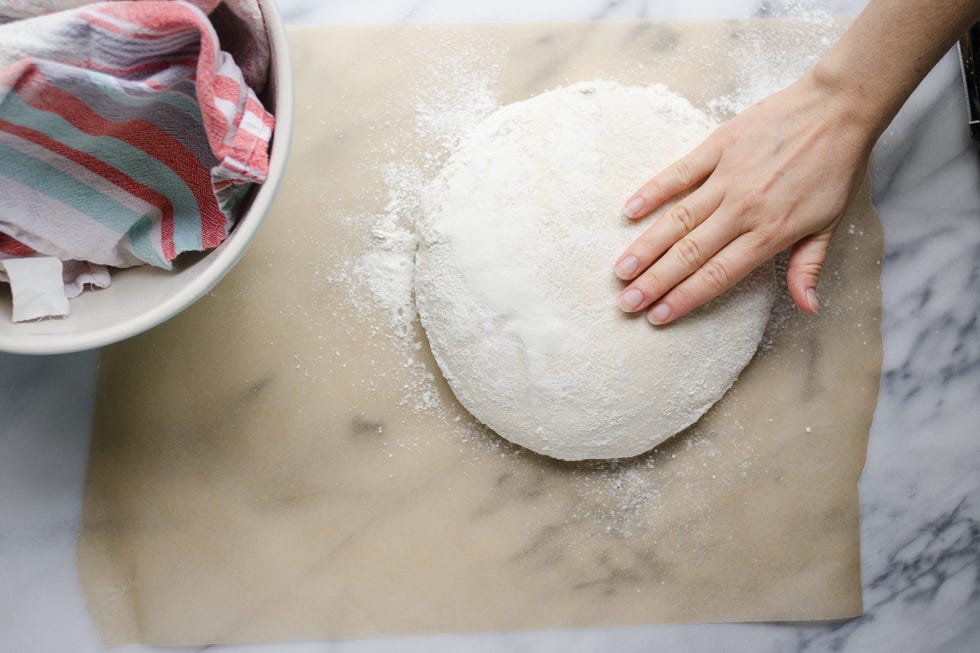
[415,81,776,461]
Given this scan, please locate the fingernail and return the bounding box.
[623,196,645,218]
[618,288,644,312]
[806,288,820,313]
[647,303,671,325]
[614,255,639,279]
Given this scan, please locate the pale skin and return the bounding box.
[616,0,980,325]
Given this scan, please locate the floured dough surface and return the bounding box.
[415,81,776,461]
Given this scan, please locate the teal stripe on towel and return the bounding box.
[0,91,204,255]
[0,140,168,267]
[125,215,162,265]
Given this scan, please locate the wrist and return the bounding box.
[802,58,892,143]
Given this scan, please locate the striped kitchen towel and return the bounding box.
[0,0,275,296]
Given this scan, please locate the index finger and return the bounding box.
[622,137,722,220]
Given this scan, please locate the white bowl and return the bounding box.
[0,0,293,355]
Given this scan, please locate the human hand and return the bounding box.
[613,71,877,325]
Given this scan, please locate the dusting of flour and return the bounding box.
[327,15,837,534]
[708,6,840,118]
[327,45,504,427]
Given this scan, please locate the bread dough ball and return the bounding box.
[415,81,775,461]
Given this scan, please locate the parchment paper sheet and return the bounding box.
[77,21,883,646]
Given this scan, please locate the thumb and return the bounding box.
[786,231,832,315]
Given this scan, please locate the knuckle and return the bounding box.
[673,237,703,270]
[701,259,732,292]
[672,160,694,187]
[668,203,696,234]
[796,259,824,279]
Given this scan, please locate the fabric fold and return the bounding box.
[0,0,274,319]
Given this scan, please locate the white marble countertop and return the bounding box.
[2,1,979,652]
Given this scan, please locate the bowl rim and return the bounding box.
[0,0,294,356]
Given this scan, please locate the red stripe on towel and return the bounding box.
[0,116,178,260]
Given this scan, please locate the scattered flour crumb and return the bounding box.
[707,7,838,118]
